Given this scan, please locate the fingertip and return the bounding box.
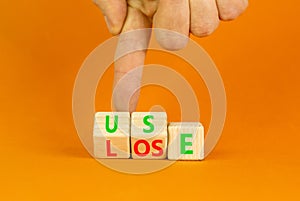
[217,0,248,21]
[113,87,140,113]
[189,0,220,37]
[155,29,189,51]
[153,0,189,51]
[190,20,220,37]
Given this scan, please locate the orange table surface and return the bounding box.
[1,1,299,200]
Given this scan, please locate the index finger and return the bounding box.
[113,6,152,112]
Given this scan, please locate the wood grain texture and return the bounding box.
[131,112,168,159]
[167,122,204,160]
[93,112,130,158]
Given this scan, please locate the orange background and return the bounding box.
[1,0,300,200]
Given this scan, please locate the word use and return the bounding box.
[93,112,204,160]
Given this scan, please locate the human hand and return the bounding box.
[94,0,248,112]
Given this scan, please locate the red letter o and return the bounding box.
[134,140,150,157]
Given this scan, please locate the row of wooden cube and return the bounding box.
[93,112,204,160]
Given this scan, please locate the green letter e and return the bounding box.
[180,133,193,154]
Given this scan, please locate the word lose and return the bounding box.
[93,112,204,160]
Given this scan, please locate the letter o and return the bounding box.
[134,140,150,157]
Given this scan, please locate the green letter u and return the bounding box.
[105,115,118,133]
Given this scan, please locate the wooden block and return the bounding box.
[93,112,130,158]
[167,122,204,160]
[131,112,168,159]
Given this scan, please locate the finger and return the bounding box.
[93,0,127,35]
[216,0,248,21]
[113,7,152,112]
[153,0,190,50]
[190,0,219,37]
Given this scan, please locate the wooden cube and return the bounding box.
[131,112,168,159]
[167,122,204,160]
[93,112,130,158]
